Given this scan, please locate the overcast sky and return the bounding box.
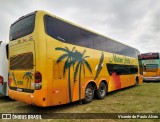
[0,0,160,53]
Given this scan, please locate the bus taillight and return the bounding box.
[8,77,12,85]
[35,71,42,90]
[0,75,3,85]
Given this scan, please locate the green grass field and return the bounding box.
[0,82,160,122]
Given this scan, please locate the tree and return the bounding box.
[12,72,17,86]
[73,50,92,100]
[94,52,104,80]
[23,71,33,89]
[55,47,75,103]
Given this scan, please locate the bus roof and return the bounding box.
[11,10,140,53]
[11,11,36,27]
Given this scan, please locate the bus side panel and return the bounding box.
[46,59,53,106]
[0,43,8,96]
[139,74,143,84]
[52,61,68,105]
[46,37,69,106]
[121,75,136,88]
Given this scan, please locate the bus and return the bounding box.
[140,52,160,81]
[0,41,8,96]
[8,10,143,107]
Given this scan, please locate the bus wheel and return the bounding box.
[82,84,94,104]
[135,77,139,85]
[95,82,107,99]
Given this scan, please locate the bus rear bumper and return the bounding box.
[143,76,160,81]
[8,89,47,107]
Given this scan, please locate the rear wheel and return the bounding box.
[135,77,139,85]
[95,82,107,99]
[82,84,94,104]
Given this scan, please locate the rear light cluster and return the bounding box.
[0,75,3,85]
[8,77,12,86]
[35,71,42,90]
[8,73,12,86]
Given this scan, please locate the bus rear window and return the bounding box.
[10,52,33,70]
[10,14,35,41]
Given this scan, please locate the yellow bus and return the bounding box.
[8,10,143,107]
[140,52,160,81]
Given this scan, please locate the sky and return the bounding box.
[0,0,160,53]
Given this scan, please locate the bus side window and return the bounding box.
[44,15,76,44]
[75,29,94,49]
[93,36,107,52]
[130,67,138,74]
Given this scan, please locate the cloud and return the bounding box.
[0,0,160,53]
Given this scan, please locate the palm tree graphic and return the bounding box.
[12,72,17,86]
[94,52,104,80]
[55,47,92,102]
[55,47,76,103]
[73,50,92,100]
[23,71,33,89]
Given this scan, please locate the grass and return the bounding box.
[0,82,160,122]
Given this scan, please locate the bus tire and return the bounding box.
[135,77,139,85]
[82,84,94,104]
[95,82,107,99]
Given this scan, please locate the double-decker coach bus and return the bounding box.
[0,41,8,96]
[140,52,160,81]
[8,10,143,107]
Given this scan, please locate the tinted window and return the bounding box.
[10,52,33,70]
[94,36,107,51]
[107,63,138,75]
[10,14,35,41]
[75,29,94,48]
[127,47,137,58]
[130,67,138,74]
[45,15,76,44]
[44,15,138,58]
[106,39,116,53]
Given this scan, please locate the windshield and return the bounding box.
[143,64,158,72]
[10,14,35,41]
